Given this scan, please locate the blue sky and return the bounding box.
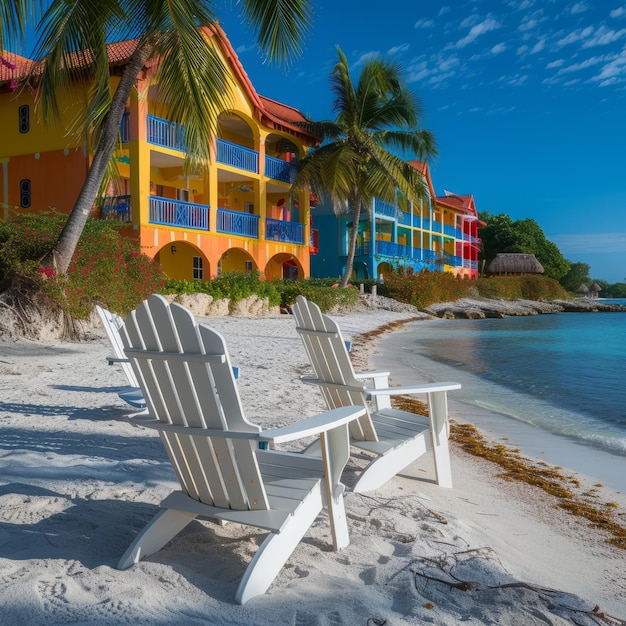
[9,1,626,282]
[218,1,626,283]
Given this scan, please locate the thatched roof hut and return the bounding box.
[576,284,589,294]
[590,283,602,293]
[487,253,544,275]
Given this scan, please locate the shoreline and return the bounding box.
[1,308,625,623]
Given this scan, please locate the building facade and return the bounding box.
[310,161,482,281]
[0,25,319,281]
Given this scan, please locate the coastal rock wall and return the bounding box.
[425,297,626,319]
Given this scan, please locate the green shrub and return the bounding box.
[380,268,467,309]
[162,271,281,306]
[0,210,166,318]
[272,279,359,312]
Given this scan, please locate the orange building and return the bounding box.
[0,25,319,281]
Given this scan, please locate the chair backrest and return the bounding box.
[121,294,270,511]
[95,305,141,389]
[292,295,377,442]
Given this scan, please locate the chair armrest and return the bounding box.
[127,414,262,439]
[366,381,461,396]
[300,376,366,394]
[262,406,367,445]
[107,356,130,365]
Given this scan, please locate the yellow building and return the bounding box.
[0,25,319,281]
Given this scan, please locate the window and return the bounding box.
[244,202,254,214]
[19,179,31,208]
[193,256,203,280]
[177,189,189,202]
[245,260,253,273]
[18,105,29,133]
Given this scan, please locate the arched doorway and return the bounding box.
[155,241,209,280]
[266,253,303,281]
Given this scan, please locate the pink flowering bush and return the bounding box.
[0,210,165,318]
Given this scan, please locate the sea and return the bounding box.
[372,300,626,492]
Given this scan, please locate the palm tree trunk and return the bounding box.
[340,193,362,288]
[43,42,153,274]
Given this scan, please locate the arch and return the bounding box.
[265,253,303,281]
[218,247,257,276]
[217,111,259,149]
[154,241,210,281]
[350,262,369,282]
[376,262,393,282]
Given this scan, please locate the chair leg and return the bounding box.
[429,391,453,488]
[235,491,322,605]
[117,508,197,570]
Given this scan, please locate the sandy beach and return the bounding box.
[1,305,624,625]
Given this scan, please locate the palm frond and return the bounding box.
[240,0,312,65]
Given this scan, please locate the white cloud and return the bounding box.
[352,51,380,68]
[388,43,410,55]
[530,39,546,53]
[455,17,500,48]
[546,58,565,68]
[405,53,461,86]
[570,2,589,15]
[415,18,434,28]
[557,26,594,46]
[491,42,507,54]
[582,25,626,47]
[549,233,626,253]
[591,47,626,84]
[610,7,626,18]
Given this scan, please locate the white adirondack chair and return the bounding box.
[95,305,146,409]
[292,295,461,494]
[117,294,366,604]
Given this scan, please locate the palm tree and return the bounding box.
[293,47,437,288]
[21,0,312,274]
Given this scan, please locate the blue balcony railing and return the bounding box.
[149,196,209,230]
[216,208,259,238]
[398,211,412,226]
[101,195,131,222]
[432,220,443,233]
[375,240,412,258]
[355,242,371,256]
[444,224,463,239]
[265,218,304,244]
[147,114,186,151]
[421,219,431,231]
[265,155,297,183]
[373,198,397,219]
[216,139,258,173]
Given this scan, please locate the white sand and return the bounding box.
[0,308,624,625]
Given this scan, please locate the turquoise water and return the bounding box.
[377,307,626,458]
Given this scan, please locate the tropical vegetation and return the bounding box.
[479,212,570,280]
[0,211,165,318]
[293,47,436,288]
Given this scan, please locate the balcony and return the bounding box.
[373,198,397,219]
[375,240,412,259]
[216,139,258,174]
[265,218,304,244]
[147,114,186,151]
[149,196,209,230]
[444,224,463,239]
[101,195,131,222]
[265,155,297,183]
[216,208,259,238]
[398,211,412,226]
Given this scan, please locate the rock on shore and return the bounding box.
[424,297,626,319]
